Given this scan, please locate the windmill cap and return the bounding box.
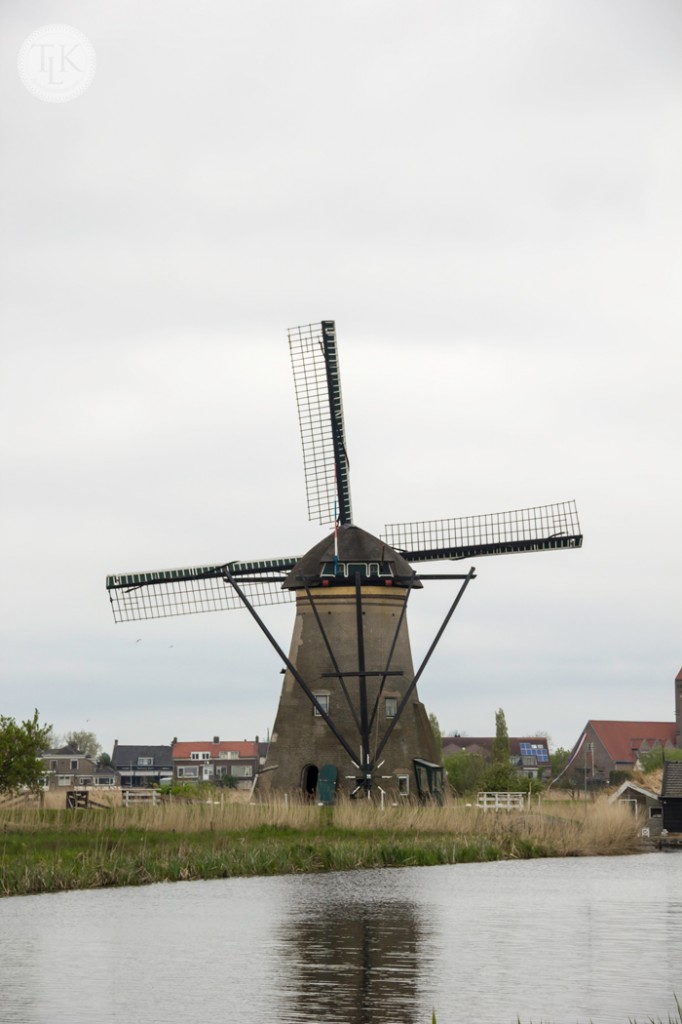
[282,524,421,590]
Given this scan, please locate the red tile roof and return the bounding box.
[172,740,258,760]
[588,721,676,763]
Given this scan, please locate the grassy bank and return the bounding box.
[0,797,643,897]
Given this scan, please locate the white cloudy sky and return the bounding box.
[1,1,680,757]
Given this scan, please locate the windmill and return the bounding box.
[106,321,582,802]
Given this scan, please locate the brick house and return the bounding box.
[41,745,120,789]
[566,721,677,784]
[441,736,552,780]
[172,738,260,789]
[110,742,174,787]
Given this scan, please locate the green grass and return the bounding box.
[0,795,645,897]
[0,823,518,896]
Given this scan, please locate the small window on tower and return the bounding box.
[313,694,329,716]
[385,697,398,719]
[397,774,409,797]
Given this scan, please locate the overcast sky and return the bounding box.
[1,1,680,758]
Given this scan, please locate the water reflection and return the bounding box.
[276,884,422,1024]
[1,855,682,1024]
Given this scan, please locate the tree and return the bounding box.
[492,708,510,766]
[550,746,571,782]
[444,751,487,796]
[638,746,682,774]
[483,708,517,792]
[0,710,52,795]
[428,712,442,749]
[64,730,100,759]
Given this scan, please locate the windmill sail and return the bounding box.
[382,500,582,562]
[106,558,298,622]
[288,320,352,526]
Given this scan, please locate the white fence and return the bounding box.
[476,791,525,812]
[122,788,161,807]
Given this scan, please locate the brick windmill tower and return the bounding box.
[106,321,582,801]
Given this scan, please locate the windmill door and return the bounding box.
[318,764,338,805]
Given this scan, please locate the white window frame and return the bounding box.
[231,765,253,778]
[313,693,330,717]
[190,751,211,761]
[137,756,154,767]
[397,774,410,796]
[385,697,398,719]
[57,775,72,787]
[70,760,78,770]
[178,765,199,779]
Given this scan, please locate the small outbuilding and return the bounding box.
[660,761,682,834]
[608,780,663,837]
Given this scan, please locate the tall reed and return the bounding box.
[0,793,645,897]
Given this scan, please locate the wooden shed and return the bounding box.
[660,761,682,834]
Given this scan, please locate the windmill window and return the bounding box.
[313,694,329,716]
[70,760,78,770]
[397,775,409,796]
[385,697,398,719]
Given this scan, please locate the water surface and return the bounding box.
[1,854,680,1024]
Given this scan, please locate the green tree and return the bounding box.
[64,730,100,759]
[443,751,487,796]
[483,708,518,792]
[492,708,510,766]
[0,710,52,795]
[638,746,682,773]
[428,712,442,749]
[550,746,571,782]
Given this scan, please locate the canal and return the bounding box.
[1,853,680,1023]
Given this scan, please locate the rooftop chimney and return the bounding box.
[213,736,219,744]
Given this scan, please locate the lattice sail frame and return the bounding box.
[106,559,298,623]
[382,500,582,561]
[288,320,352,526]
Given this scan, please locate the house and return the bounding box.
[566,721,677,784]
[660,761,682,834]
[608,780,663,836]
[441,736,551,780]
[172,737,260,789]
[41,746,120,789]
[110,742,174,787]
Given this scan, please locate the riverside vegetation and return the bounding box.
[0,793,643,897]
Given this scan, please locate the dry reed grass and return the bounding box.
[0,791,642,856]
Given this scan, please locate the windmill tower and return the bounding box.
[106,321,582,802]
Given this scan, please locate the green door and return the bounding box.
[317,764,337,805]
